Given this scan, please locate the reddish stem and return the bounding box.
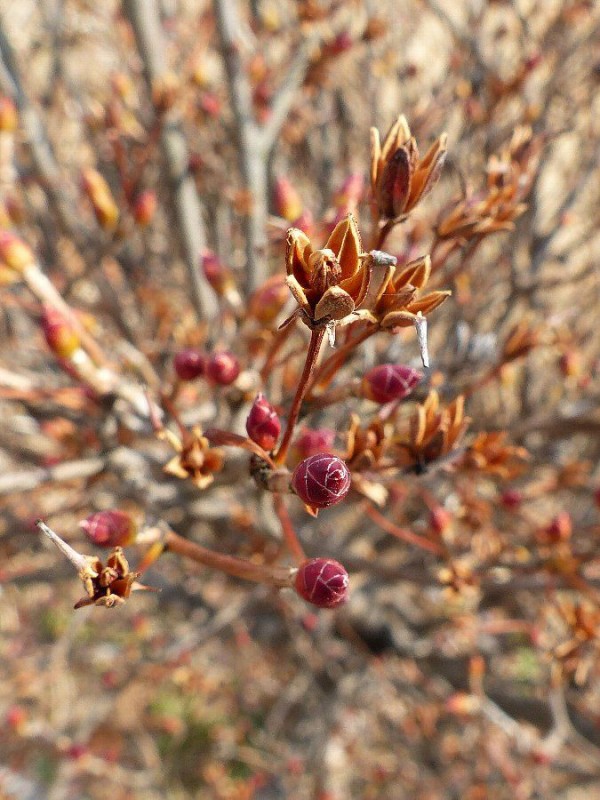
[306,323,376,399]
[365,504,447,557]
[273,494,306,563]
[274,326,325,466]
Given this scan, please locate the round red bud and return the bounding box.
[206,351,241,385]
[294,558,349,608]
[80,509,136,547]
[248,275,288,324]
[174,348,207,381]
[362,364,422,404]
[41,307,80,358]
[500,489,523,511]
[246,393,281,451]
[291,453,351,509]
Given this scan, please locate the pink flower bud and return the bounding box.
[362,364,422,404]
[292,428,336,461]
[206,351,240,385]
[294,558,349,608]
[79,510,136,547]
[41,307,80,358]
[291,454,351,509]
[174,348,207,381]
[246,393,281,451]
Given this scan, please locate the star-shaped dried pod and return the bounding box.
[74,547,150,609]
[284,214,370,328]
[370,114,447,220]
[162,425,224,489]
[371,254,451,330]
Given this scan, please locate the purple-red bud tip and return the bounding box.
[206,351,241,385]
[80,510,136,547]
[362,364,422,404]
[246,393,281,451]
[174,348,207,381]
[295,558,349,608]
[41,307,80,358]
[291,453,351,509]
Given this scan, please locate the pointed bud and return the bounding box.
[174,348,207,381]
[132,190,157,226]
[294,558,349,608]
[0,231,35,278]
[206,351,241,385]
[362,364,422,404]
[246,393,281,451]
[81,168,119,230]
[249,275,289,323]
[41,307,80,358]
[201,249,234,295]
[291,454,351,509]
[79,510,137,548]
[0,96,18,132]
[274,176,303,222]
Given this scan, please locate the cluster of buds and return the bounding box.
[173,348,240,386]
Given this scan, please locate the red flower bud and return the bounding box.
[362,364,422,404]
[201,249,235,295]
[174,348,207,381]
[79,509,136,547]
[132,190,157,226]
[291,454,351,509]
[500,489,523,511]
[206,351,240,385]
[294,558,349,608]
[246,393,281,451]
[41,307,80,358]
[292,428,336,461]
[429,506,451,535]
[249,275,289,324]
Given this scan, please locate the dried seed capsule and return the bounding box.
[206,351,241,385]
[173,348,207,381]
[362,363,422,404]
[291,453,351,509]
[246,393,281,451]
[79,510,136,548]
[294,558,349,608]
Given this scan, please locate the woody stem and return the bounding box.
[273,326,325,466]
[305,323,376,399]
[164,529,295,587]
[273,494,306,563]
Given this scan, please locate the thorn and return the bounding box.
[36,519,90,573]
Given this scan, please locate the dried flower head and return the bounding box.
[294,558,349,608]
[285,214,371,328]
[370,114,447,221]
[162,425,224,489]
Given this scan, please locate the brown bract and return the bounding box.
[368,254,451,330]
[162,425,224,490]
[370,114,447,221]
[284,214,371,328]
[74,547,148,609]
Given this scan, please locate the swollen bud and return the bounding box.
[173,348,207,381]
[291,454,351,509]
[294,558,349,608]
[274,176,303,222]
[132,190,157,226]
[206,351,241,385]
[362,363,422,404]
[41,307,80,358]
[246,393,281,451]
[249,275,289,324]
[81,168,119,230]
[292,428,336,461]
[0,231,35,278]
[79,509,136,547]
